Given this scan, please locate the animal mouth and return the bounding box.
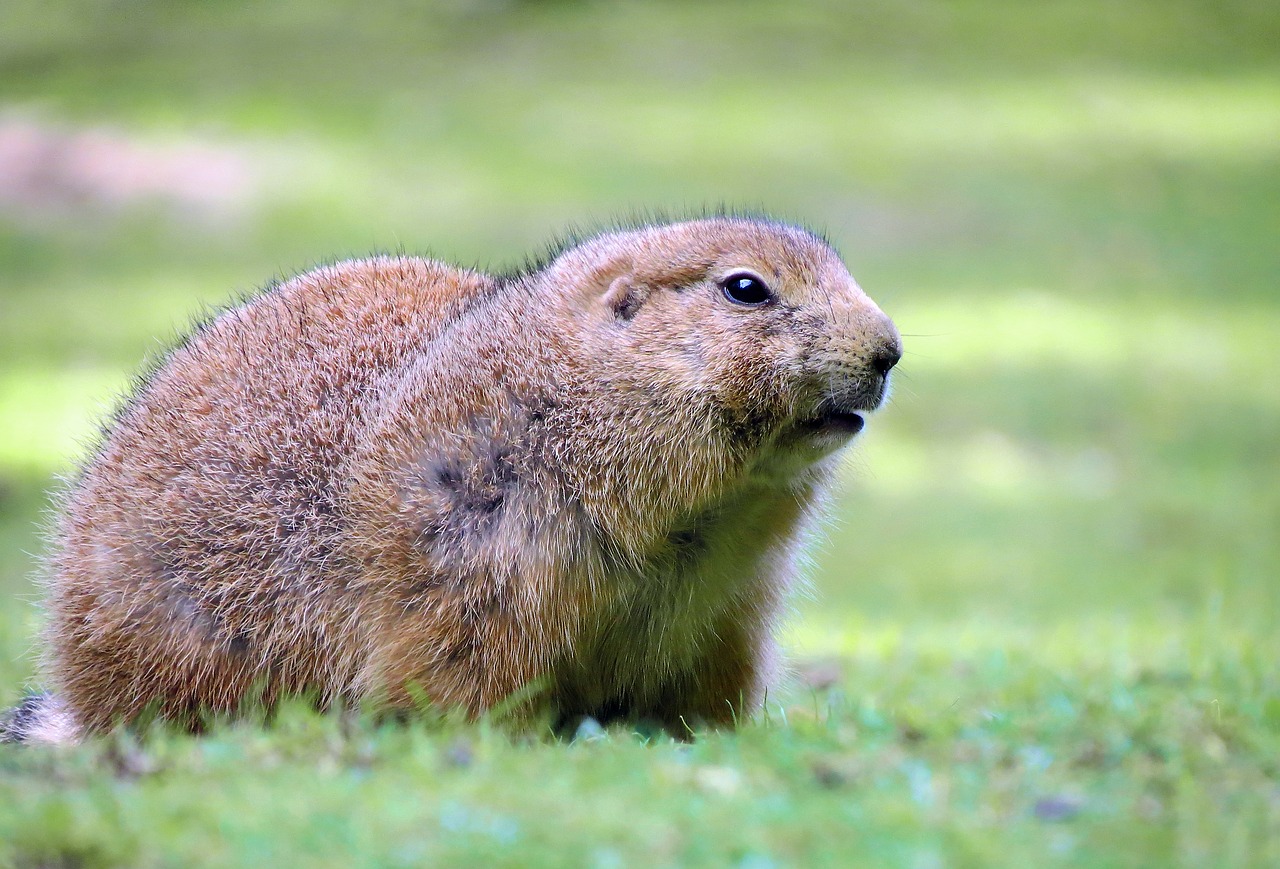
[800,386,889,439]
[805,408,865,436]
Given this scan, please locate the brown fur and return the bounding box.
[36,217,900,740]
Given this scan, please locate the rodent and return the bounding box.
[10,216,900,743]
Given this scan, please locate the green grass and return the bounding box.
[1,1,1277,866]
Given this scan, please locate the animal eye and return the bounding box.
[720,272,773,307]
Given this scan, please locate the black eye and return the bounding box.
[720,272,773,307]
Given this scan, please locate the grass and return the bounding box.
[1,0,1278,866]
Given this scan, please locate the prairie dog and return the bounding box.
[19,217,900,741]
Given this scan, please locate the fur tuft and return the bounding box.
[0,693,81,745]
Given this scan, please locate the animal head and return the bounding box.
[540,217,901,459]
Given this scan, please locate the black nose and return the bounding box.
[871,340,902,376]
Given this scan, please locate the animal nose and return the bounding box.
[871,339,902,376]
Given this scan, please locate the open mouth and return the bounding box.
[800,378,893,439]
[804,408,865,436]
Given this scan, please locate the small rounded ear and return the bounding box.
[576,251,647,321]
[601,258,709,321]
[558,243,709,321]
[603,275,650,321]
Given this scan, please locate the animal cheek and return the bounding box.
[722,353,794,420]
[676,334,707,369]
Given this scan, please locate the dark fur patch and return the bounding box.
[404,406,535,560]
[443,636,478,665]
[405,420,530,582]
[225,631,253,657]
[665,522,712,574]
[433,452,515,517]
[416,452,515,547]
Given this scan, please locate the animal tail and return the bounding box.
[0,692,81,745]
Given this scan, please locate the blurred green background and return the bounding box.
[0,0,1277,862]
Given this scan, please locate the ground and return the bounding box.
[0,1,1277,866]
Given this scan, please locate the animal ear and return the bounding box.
[569,246,708,321]
[600,258,708,321]
[602,274,651,321]
[579,252,647,321]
